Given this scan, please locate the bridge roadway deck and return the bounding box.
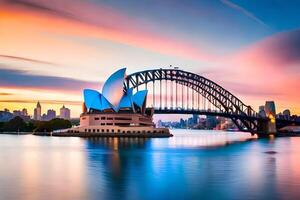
[153,108,262,121]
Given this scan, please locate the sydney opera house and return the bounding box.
[60,68,171,137]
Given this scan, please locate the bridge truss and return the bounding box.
[124,68,262,133]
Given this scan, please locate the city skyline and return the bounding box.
[1,102,71,121]
[1,0,300,117]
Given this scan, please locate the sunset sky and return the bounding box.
[0,0,300,118]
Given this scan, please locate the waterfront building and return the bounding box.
[60,105,70,120]
[60,68,170,137]
[34,101,42,120]
[180,118,186,128]
[206,115,217,129]
[192,114,199,124]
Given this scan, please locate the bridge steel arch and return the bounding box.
[124,68,261,133]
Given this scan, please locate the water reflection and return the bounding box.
[1,131,300,199]
[166,130,256,148]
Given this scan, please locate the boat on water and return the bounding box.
[51,68,171,138]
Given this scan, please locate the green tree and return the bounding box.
[3,116,26,132]
[34,118,71,132]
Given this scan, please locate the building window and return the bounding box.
[97,129,99,132]
[107,117,113,120]
[101,129,104,132]
[95,117,99,120]
[107,123,113,125]
[93,129,96,132]
[112,129,114,133]
[88,129,91,132]
[82,117,86,120]
[101,123,105,125]
[101,117,105,120]
[85,129,87,132]
[118,129,121,133]
[115,117,132,121]
[106,129,109,132]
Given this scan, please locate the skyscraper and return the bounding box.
[34,101,42,120]
[264,101,276,133]
[265,101,276,117]
[60,105,71,120]
[42,109,56,121]
[258,105,266,117]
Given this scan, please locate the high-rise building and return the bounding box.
[34,101,42,120]
[60,105,71,120]
[47,109,56,120]
[42,109,56,121]
[264,101,276,133]
[258,105,266,117]
[265,101,276,117]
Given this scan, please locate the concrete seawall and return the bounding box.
[33,132,173,138]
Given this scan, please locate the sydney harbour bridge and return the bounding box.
[124,68,299,135]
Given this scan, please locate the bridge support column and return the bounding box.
[257,116,277,137]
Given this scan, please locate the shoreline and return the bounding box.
[1,131,300,138]
[33,132,173,138]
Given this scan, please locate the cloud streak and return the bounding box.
[7,0,79,21]
[220,0,268,28]
[0,54,55,65]
[0,92,13,96]
[0,99,82,105]
[234,29,300,69]
[0,68,100,92]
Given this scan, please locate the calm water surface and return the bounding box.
[0,130,300,200]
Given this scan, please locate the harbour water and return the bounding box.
[0,130,300,200]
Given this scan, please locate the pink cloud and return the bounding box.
[234,29,300,69]
[226,29,300,113]
[2,0,219,63]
